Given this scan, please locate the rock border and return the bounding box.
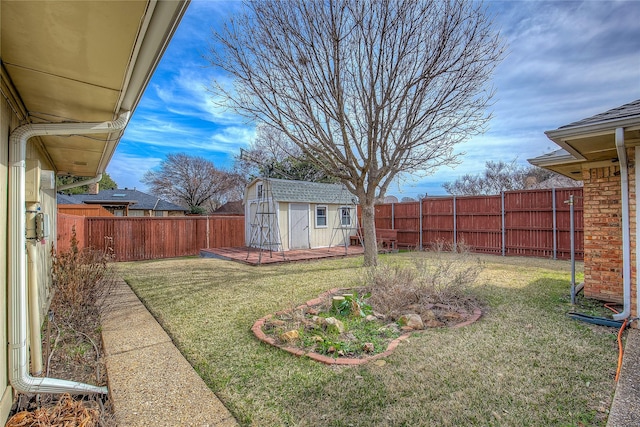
[251,288,482,365]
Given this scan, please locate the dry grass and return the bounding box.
[117,252,617,426]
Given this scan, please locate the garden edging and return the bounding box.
[251,287,482,365]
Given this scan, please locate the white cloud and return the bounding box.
[107,152,164,191]
[113,0,640,200]
[208,126,256,154]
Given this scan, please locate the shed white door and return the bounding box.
[290,203,310,249]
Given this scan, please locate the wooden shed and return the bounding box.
[244,178,358,251]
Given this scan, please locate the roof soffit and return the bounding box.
[0,0,189,176]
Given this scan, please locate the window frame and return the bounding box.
[315,205,328,228]
[339,206,352,228]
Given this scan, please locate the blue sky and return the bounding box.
[108,0,640,198]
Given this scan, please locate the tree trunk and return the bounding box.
[360,202,378,267]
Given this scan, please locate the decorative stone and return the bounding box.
[398,313,424,330]
[307,308,319,316]
[280,330,299,342]
[325,317,345,334]
[365,315,377,322]
[422,310,437,321]
[425,319,445,328]
[363,342,375,353]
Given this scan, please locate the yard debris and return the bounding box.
[6,394,100,427]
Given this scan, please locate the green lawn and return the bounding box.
[117,253,617,426]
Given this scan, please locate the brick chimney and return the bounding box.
[87,182,99,195]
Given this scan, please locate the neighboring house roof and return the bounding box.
[525,174,583,190]
[59,189,186,212]
[247,178,357,205]
[212,200,244,214]
[2,1,189,177]
[529,99,640,178]
[56,193,83,205]
[559,99,640,129]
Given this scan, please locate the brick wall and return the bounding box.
[582,149,636,317]
[583,165,623,302]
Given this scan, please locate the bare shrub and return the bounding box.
[50,227,116,329]
[7,228,118,425]
[364,242,484,320]
[45,226,117,387]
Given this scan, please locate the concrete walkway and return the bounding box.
[101,278,238,426]
[608,327,640,427]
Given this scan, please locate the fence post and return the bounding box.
[419,198,423,251]
[552,188,557,260]
[206,216,210,248]
[501,192,505,257]
[453,196,457,251]
[391,203,395,230]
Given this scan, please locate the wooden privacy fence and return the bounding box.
[57,215,244,261]
[373,187,584,260]
[57,213,88,253]
[57,187,583,262]
[58,204,113,217]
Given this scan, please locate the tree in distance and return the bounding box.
[142,153,244,214]
[209,0,503,265]
[442,159,578,196]
[235,124,338,183]
[57,172,117,195]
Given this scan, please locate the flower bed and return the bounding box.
[252,288,482,365]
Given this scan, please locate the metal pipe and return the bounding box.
[26,225,42,375]
[567,195,576,304]
[57,173,103,192]
[636,148,640,322]
[613,127,631,321]
[419,197,423,250]
[8,111,129,394]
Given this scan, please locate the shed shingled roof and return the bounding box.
[560,99,640,129]
[259,178,356,205]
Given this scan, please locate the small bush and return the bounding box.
[364,241,484,320]
[50,227,115,327]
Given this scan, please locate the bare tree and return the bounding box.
[442,159,573,196]
[142,153,243,214]
[209,0,503,265]
[235,124,336,182]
